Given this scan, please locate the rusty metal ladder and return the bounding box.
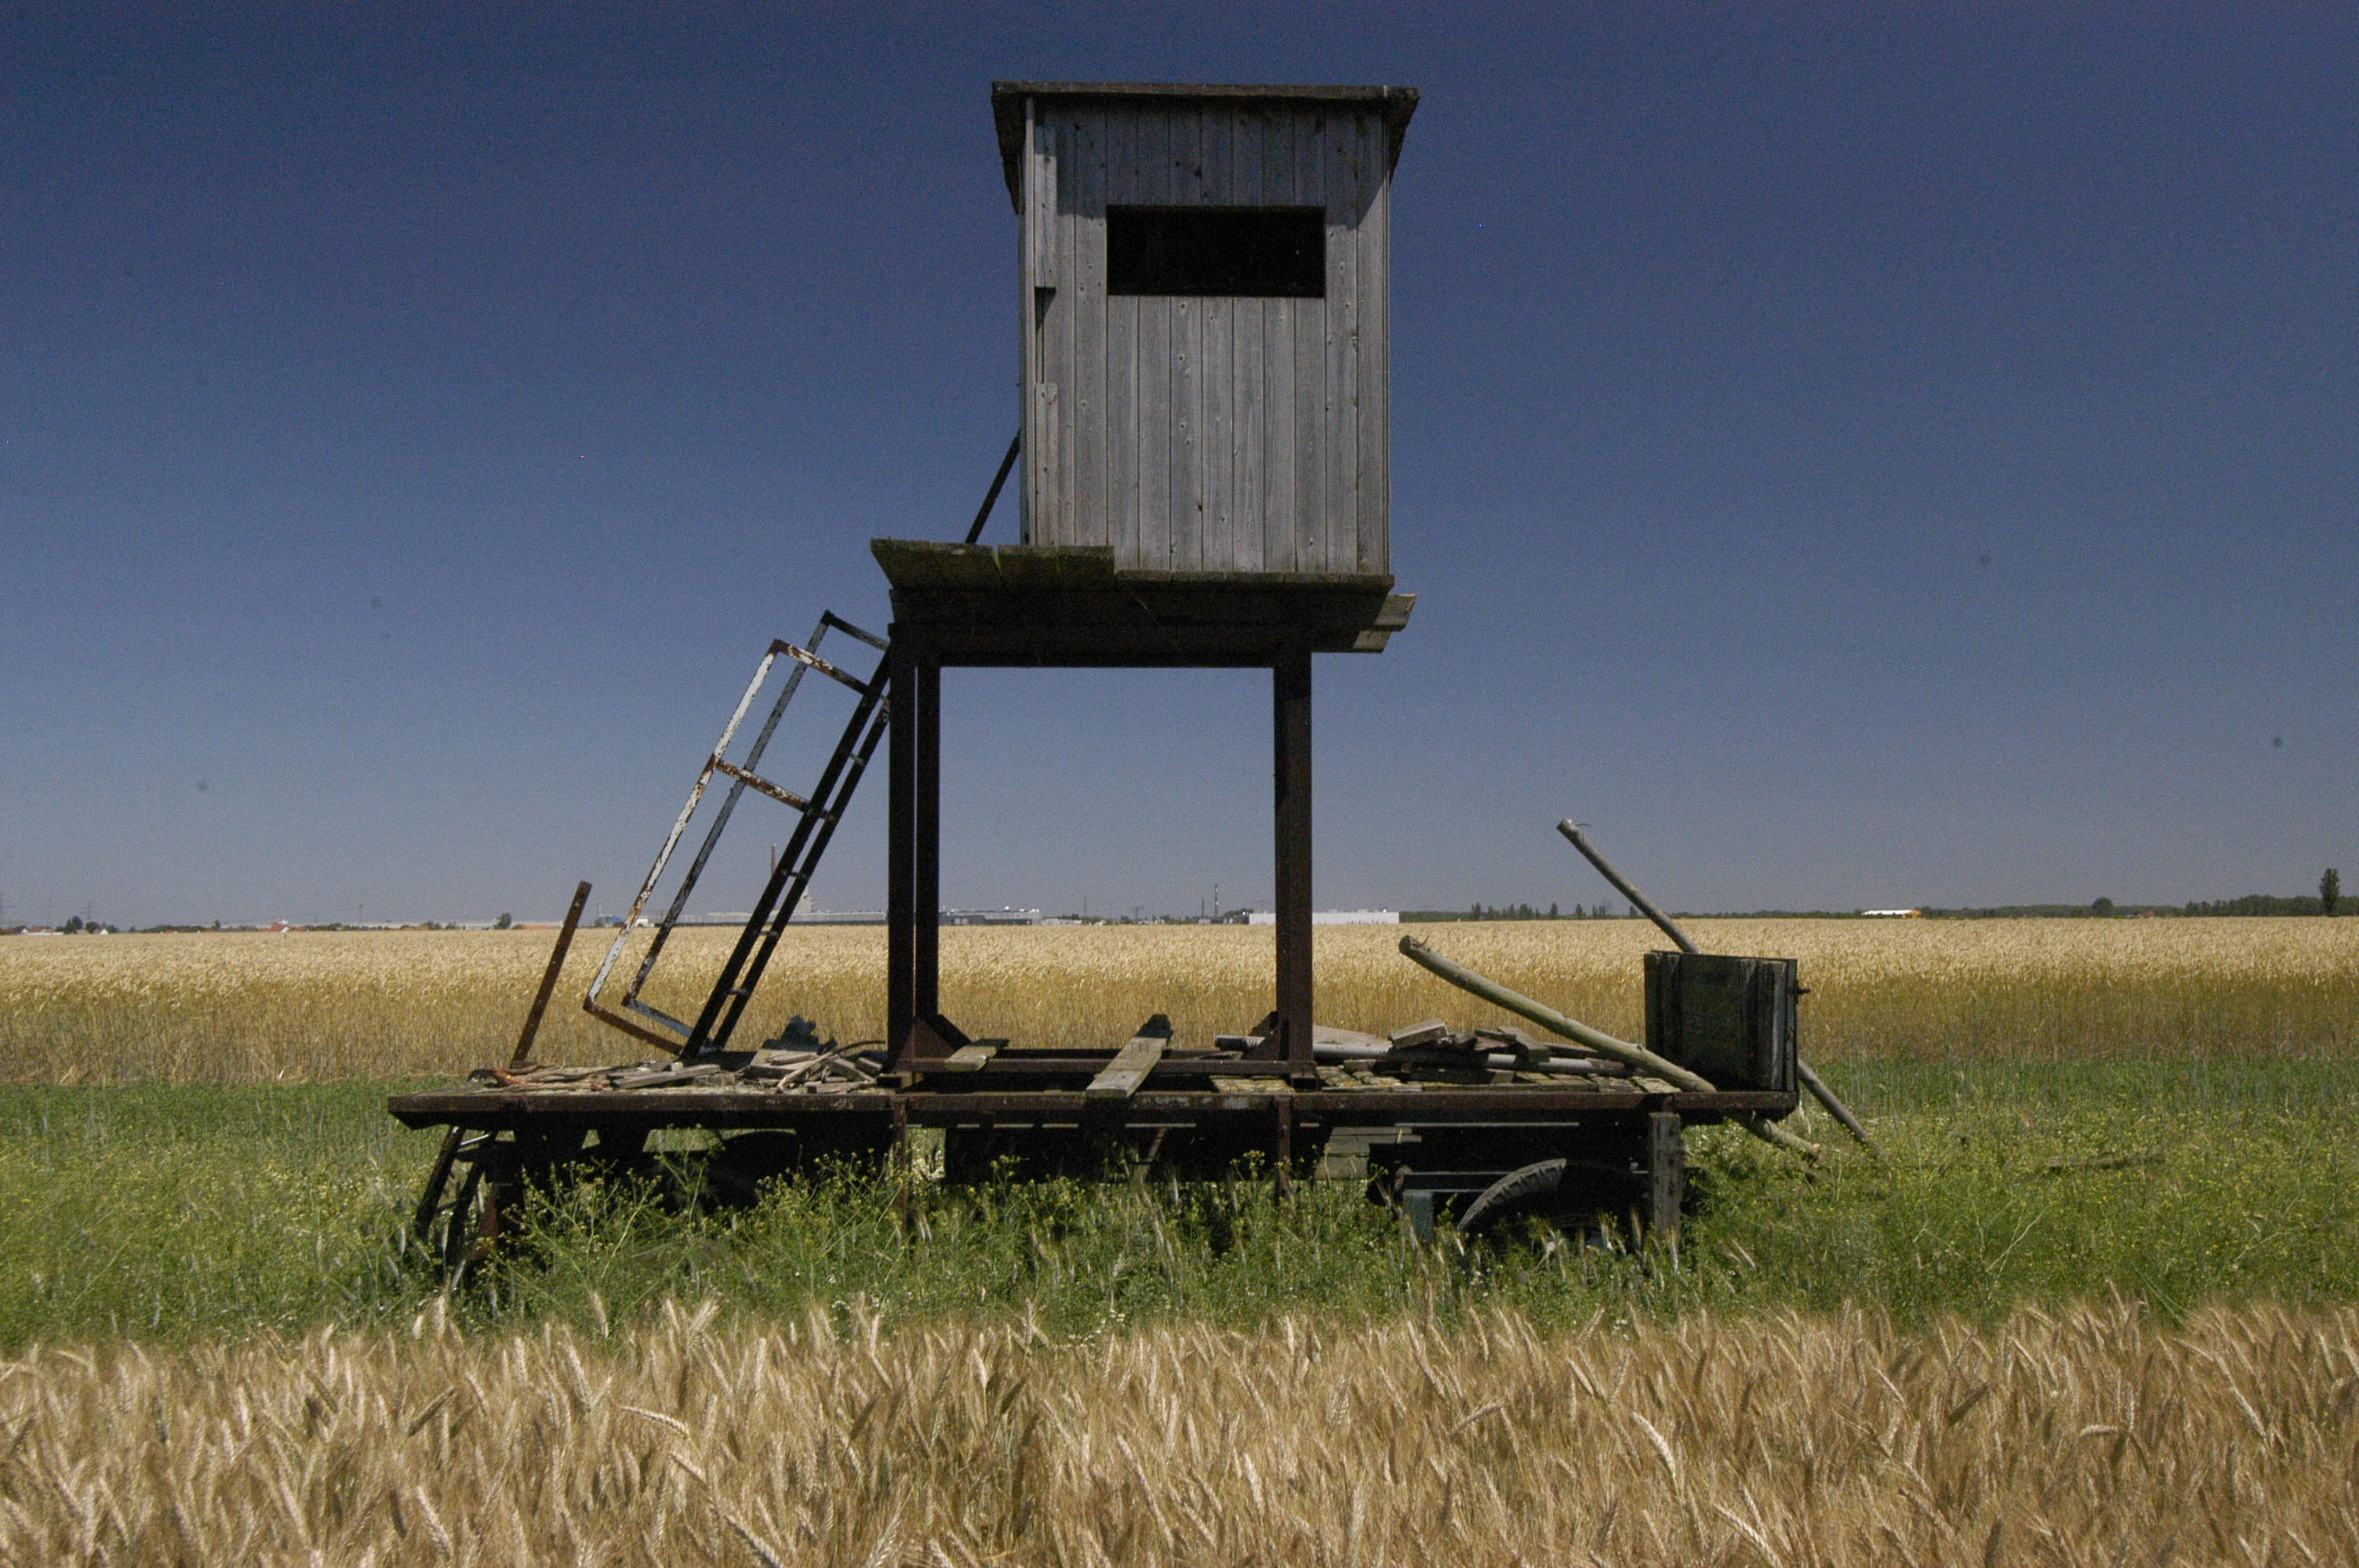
[584,611,890,1058]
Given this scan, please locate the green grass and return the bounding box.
[0,1061,2354,1349]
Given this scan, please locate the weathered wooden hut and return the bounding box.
[991,82,1418,575]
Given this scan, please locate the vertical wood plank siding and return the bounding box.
[1020,98,1392,575]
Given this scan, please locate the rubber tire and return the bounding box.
[1456,1157,1569,1236]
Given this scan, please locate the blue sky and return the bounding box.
[3,4,2353,926]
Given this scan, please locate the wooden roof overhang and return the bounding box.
[871,540,1414,667]
[989,81,1421,211]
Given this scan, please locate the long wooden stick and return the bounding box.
[413,880,591,1246]
[1556,820,1698,950]
[1399,936,1820,1160]
[1795,1058,1881,1158]
[1556,819,1881,1156]
[510,880,593,1066]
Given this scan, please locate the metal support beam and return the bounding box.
[886,641,917,1059]
[914,657,942,1020]
[1273,642,1315,1080]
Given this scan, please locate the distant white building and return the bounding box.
[1248,909,1401,926]
[791,907,1045,926]
[1861,909,1923,918]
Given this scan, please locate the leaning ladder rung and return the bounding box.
[781,641,872,694]
[624,998,693,1034]
[820,611,889,652]
[710,759,814,813]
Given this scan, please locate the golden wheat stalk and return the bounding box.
[5,917,2356,1083]
[0,1299,2354,1565]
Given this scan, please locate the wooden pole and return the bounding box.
[1555,818,1881,1156]
[415,878,591,1247]
[510,880,592,1066]
[1398,936,1819,1160]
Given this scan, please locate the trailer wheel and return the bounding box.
[1456,1157,1569,1237]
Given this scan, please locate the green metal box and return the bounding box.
[1642,952,1798,1094]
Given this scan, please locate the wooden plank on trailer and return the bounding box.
[1209,1076,1294,1095]
[942,1043,1002,1073]
[1087,1036,1169,1099]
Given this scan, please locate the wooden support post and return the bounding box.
[885,641,917,1062]
[914,656,941,1021]
[1273,643,1314,1080]
[1641,1111,1685,1247]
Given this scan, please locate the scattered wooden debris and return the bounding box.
[609,1062,725,1091]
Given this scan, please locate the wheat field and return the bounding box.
[2,1296,2353,1566]
[2,917,2354,1083]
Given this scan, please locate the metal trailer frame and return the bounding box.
[389,547,1801,1268]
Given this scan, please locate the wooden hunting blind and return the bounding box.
[996,82,1418,575]
[385,81,1819,1269]
[867,82,1425,1082]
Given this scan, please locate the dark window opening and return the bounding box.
[1107,205,1325,297]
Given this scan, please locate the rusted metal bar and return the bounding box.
[821,610,891,652]
[780,640,873,693]
[582,612,888,1054]
[709,759,813,811]
[963,430,1023,545]
[687,652,892,1054]
[587,641,794,1007]
[1398,935,1820,1160]
[696,699,889,1052]
[624,633,823,1004]
[582,997,685,1053]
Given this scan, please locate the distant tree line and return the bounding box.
[1403,902,1635,923]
